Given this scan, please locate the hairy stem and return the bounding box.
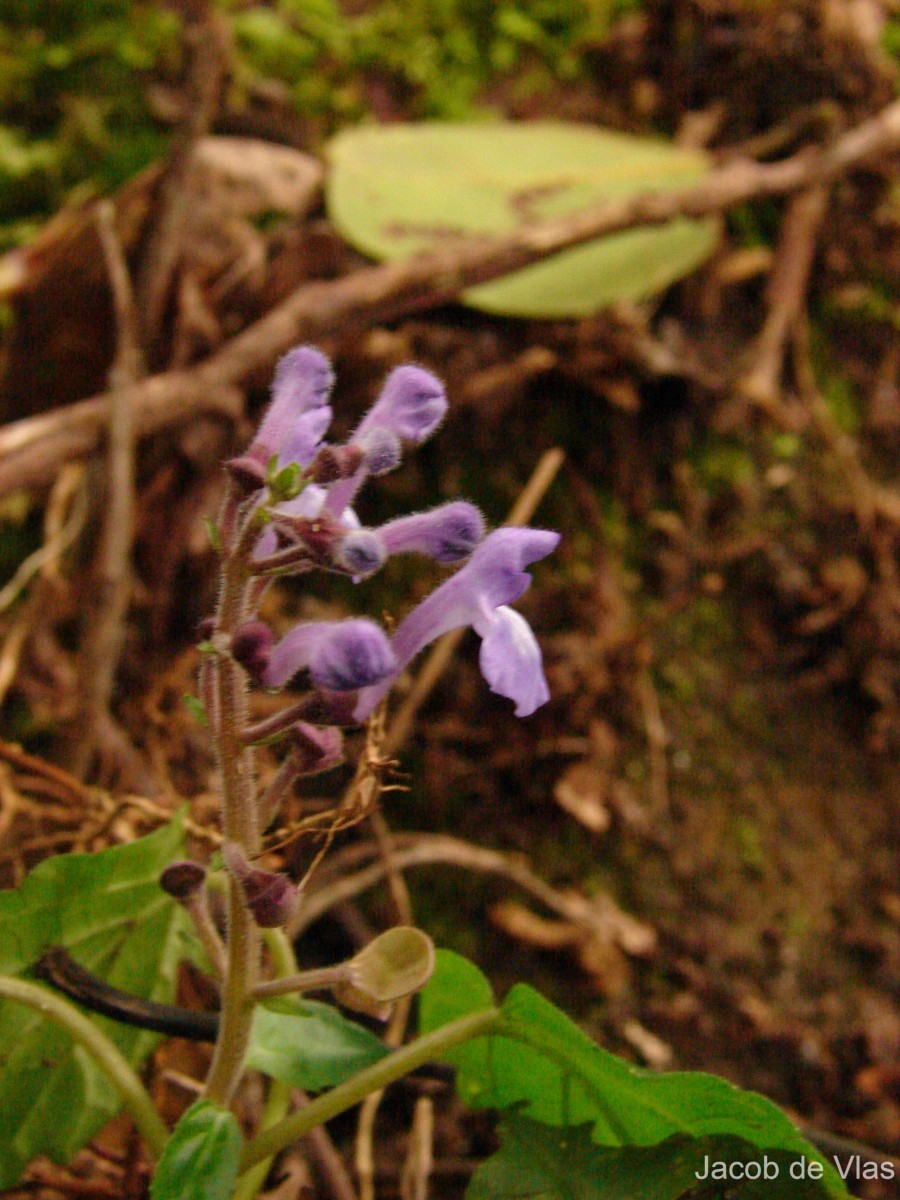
[239,1008,502,1172]
[203,497,263,1107]
[0,974,168,1157]
[251,964,349,1000]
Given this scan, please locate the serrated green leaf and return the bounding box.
[150,1101,242,1200]
[419,952,846,1198]
[246,996,388,1090]
[469,1113,833,1200]
[326,122,718,318]
[0,820,192,1187]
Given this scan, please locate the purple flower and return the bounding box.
[377,502,485,564]
[276,404,333,469]
[263,619,397,692]
[333,529,387,578]
[228,348,335,489]
[354,527,559,720]
[257,346,334,455]
[159,860,207,902]
[232,620,275,683]
[356,427,402,476]
[355,365,447,445]
[222,843,298,928]
[324,366,447,516]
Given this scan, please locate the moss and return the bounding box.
[692,438,757,494]
[732,816,765,873]
[0,2,179,244]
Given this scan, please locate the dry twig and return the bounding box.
[291,833,655,957]
[0,465,86,711]
[136,0,228,354]
[400,1098,434,1200]
[737,185,830,412]
[65,203,143,784]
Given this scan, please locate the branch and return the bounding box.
[289,832,655,957]
[1,99,898,497]
[136,0,228,354]
[66,201,143,781]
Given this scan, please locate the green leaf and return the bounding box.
[417,947,494,1080]
[0,820,192,1187]
[246,997,388,1090]
[150,1101,242,1200]
[419,952,846,1198]
[326,122,718,318]
[468,1113,606,1199]
[469,1113,834,1200]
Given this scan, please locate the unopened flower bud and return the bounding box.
[322,367,447,518]
[222,843,299,928]
[308,443,366,486]
[256,347,334,450]
[160,860,207,902]
[308,620,397,692]
[378,502,485,564]
[225,448,270,494]
[356,427,401,476]
[333,530,386,578]
[358,366,447,445]
[232,621,274,683]
[264,619,396,691]
[307,446,344,485]
[290,722,344,775]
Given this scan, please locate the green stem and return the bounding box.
[231,929,299,1200]
[262,926,298,978]
[251,964,348,1000]
[0,974,168,1158]
[239,1008,502,1173]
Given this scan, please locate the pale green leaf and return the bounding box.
[326,121,718,318]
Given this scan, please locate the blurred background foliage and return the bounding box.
[0,0,643,251]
